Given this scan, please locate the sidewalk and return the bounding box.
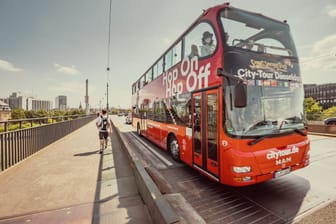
[0,120,151,224]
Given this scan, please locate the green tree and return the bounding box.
[36,109,48,118]
[11,108,26,120]
[304,97,322,121]
[321,106,336,120]
[25,110,38,118]
[51,110,65,117]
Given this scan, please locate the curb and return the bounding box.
[112,122,179,224]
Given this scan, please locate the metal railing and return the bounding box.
[0,115,95,171]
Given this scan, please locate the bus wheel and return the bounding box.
[169,136,180,161]
[137,123,141,136]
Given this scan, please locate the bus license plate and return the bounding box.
[274,168,291,178]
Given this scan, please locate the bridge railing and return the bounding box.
[0,115,95,171]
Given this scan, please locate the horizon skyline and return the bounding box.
[0,90,128,110]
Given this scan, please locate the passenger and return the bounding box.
[257,44,265,53]
[245,40,254,50]
[200,31,216,57]
[224,32,230,44]
[188,44,199,59]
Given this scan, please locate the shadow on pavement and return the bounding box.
[91,127,151,224]
[73,150,100,157]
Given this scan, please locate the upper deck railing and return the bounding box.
[0,114,95,171]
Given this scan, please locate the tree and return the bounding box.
[51,110,65,117]
[321,106,336,120]
[36,109,48,118]
[11,108,26,120]
[304,97,322,121]
[25,110,38,118]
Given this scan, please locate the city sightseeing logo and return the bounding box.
[249,59,293,72]
[266,146,299,160]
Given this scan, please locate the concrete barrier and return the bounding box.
[112,123,179,224]
[308,124,336,135]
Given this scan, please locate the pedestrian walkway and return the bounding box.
[0,120,151,224]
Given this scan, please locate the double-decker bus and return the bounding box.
[131,3,310,186]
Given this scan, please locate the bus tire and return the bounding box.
[137,123,141,136]
[169,136,180,162]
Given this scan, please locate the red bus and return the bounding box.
[131,3,310,186]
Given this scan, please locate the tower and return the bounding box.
[85,79,89,115]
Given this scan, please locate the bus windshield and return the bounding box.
[220,7,297,57]
[225,84,305,137]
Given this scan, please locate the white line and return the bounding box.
[130,132,174,166]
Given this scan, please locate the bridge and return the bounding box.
[0,116,335,224]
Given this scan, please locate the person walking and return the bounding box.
[96,109,112,154]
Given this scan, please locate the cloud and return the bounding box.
[301,34,336,72]
[53,63,80,75]
[312,34,336,55]
[0,59,23,72]
[327,6,336,17]
[49,82,84,94]
[48,82,97,107]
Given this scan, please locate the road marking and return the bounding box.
[130,132,174,167]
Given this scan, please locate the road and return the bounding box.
[112,115,336,224]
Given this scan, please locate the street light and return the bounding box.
[106,82,109,113]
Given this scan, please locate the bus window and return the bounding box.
[146,68,153,83]
[170,93,191,126]
[153,64,158,79]
[132,84,135,94]
[172,41,182,66]
[184,23,217,58]
[220,8,297,57]
[140,75,145,88]
[166,41,182,71]
[158,57,164,75]
[165,49,173,71]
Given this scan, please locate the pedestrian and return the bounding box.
[96,109,112,154]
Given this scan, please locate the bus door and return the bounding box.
[192,89,219,178]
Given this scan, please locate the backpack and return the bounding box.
[100,115,109,130]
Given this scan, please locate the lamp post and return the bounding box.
[106,81,109,112]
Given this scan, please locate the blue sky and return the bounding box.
[0,0,335,109]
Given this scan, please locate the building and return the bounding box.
[31,99,52,111]
[6,92,52,111]
[8,92,24,110]
[0,100,11,121]
[304,83,336,109]
[55,95,67,111]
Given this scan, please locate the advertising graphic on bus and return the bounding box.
[131,3,310,186]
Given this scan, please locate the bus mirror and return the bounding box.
[234,81,247,108]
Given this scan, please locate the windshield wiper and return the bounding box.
[248,136,266,146]
[244,120,277,133]
[294,128,307,136]
[248,127,306,146]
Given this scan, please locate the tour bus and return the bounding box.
[131,3,310,186]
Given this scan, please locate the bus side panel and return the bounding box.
[176,129,193,166]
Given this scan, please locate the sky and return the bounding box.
[0,0,335,109]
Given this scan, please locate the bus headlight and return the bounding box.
[233,166,251,173]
